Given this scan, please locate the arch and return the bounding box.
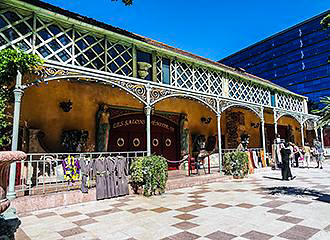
[276,112,302,125]
[221,103,262,119]
[151,93,217,114]
[22,74,148,105]
[301,115,319,125]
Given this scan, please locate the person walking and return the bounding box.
[292,143,301,167]
[314,140,324,169]
[303,143,311,168]
[280,142,295,181]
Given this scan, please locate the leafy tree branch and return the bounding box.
[0,48,43,149]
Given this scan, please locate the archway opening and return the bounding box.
[21,78,144,153]
[154,96,218,170]
[221,106,261,150]
[277,114,302,146]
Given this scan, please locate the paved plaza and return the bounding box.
[17,162,330,240]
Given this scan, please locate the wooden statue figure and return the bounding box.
[179,115,190,158]
[96,104,110,152]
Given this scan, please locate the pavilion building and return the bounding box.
[0,0,320,201]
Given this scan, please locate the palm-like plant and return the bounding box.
[312,96,330,128]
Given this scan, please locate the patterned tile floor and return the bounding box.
[16,161,330,240]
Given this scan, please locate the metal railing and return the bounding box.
[14,151,147,197]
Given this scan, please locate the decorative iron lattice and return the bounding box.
[112,79,147,102]
[0,5,133,75]
[156,56,163,83]
[150,87,174,104]
[198,95,217,112]
[194,66,209,93]
[0,3,308,115]
[228,78,271,106]
[175,61,194,90]
[74,30,105,70]
[274,108,302,124]
[0,7,33,52]
[219,100,263,119]
[149,87,217,112]
[277,93,304,113]
[170,59,223,95]
[106,40,132,76]
[35,16,73,64]
[301,114,319,124]
[209,70,223,95]
[34,66,70,79]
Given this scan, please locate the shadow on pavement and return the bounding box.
[262,176,283,181]
[263,186,330,204]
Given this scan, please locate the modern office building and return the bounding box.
[221,10,330,106]
[220,10,330,149]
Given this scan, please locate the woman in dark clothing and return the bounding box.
[280,142,295,181]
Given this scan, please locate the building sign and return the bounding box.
[112,118,174,132]
[113,119,145,129]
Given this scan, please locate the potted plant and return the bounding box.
[130,155,168,196]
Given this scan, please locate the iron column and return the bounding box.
[320,127,325,150]
[261,110,267,156]
[145,105,152,156]
[145,85,151,156]
[216,99,222,174]
[7,70,24,200]
[301,123,305,147]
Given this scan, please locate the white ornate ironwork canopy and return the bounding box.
[0,0,312,117]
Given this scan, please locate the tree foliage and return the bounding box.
[111,0,133,6]
[0,48,43,149]
[312,96,330,129]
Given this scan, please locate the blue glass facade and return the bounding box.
[220,11,330,104]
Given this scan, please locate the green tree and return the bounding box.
[0,48,43,150]
[312,96,330,129]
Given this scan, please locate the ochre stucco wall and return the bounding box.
[155,98,220,153]
[264,111,302,146]
[278,115,302,146]
[155,98,218,137]
[221,108,261,149]
[21,81,143,152]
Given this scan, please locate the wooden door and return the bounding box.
[109,131,129,152]
[151,132,162,156]
[162,132,177,169]
[129,132,146,152]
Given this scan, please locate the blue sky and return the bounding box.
[43,0,329,61]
